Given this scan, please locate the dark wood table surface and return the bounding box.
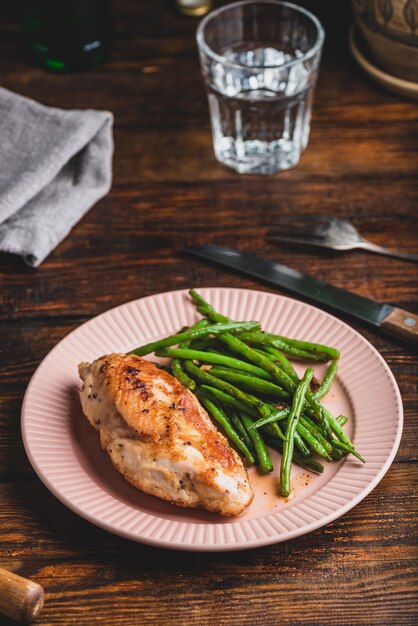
[1,1,417,624]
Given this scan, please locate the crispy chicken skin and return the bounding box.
[78,353,253,516]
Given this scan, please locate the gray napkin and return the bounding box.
[0,87,113,267]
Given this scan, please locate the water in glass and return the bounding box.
[207,44,313,174]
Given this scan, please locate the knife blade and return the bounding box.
[184,245,418,345]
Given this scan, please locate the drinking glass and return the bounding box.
[196,0,325,174]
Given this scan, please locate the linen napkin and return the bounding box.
[0,87,113,267]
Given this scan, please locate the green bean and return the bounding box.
[280,368,314,497]
[209,367,289,398]
[271,334,340,361]
[265,349,325,420]
[315,360,338,401]
[249,407,332,458]
[171,359,196,390]
[253,348,277,360]
[255,407,331,459]
[296,422,332,461]
[331,440,365,463]
[219,333,332,437]
[189,291,338,433]
[188,339,224,352]
[130,320,260,357]
[261,420,286,443]
[250,407,291,430]
[189,291,339,361]
[251,405,329,446]
[189,289,229,323]
[337,415,348,426]
[244,409,305,455]
[190,289,309,394]
[264,347,335,432]
[201,386,288,447]
[188,319,211,331]
[307,396,332,439]
[218,333,298,391]
[263,346,299,379]
[164,291,347,475]
[330,447,344,461]
[184,363,289,433]
[170,320,209,391]
[183,362,263,410]
[196,391,256,464]
[190,290,314,422]
[239,331,329,362]
[259,422,310,458]
[212,336,312,456]
[155,347,271,379]
[264,347,333,439]
[326,413,356,462]
[292,430,312,457]
[240,414,273,473]
[263,435,324,474]
[292,455,324,474]
[322,409,349,459]
[228,411,255,453]
[189,293,336,440]
[299,416,333,454]
[200,385,258,415]
[327,412,354,447]
[258,419,309,456]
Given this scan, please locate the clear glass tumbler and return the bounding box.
[196,0,324,174]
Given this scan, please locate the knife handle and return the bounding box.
[381,307,418,346]
[0,566,44,624]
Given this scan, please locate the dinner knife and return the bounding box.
[184,245,418,346]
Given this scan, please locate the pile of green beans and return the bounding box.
[131,289,365,497]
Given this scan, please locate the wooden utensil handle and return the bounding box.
[0,567,44,624]
[381,307,418,345]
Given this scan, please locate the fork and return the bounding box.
[267,215,418,264]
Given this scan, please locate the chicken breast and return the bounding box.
[78,353,253,516]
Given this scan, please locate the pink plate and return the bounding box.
[21,288,403,551]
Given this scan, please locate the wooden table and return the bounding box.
[1,1,417,624]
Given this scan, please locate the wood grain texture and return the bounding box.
[0,0,417,625]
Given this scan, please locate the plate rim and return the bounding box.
[21,287,404,551]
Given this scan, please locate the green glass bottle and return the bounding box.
[22,0,112,71]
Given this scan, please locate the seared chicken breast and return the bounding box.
[78,353,253,516]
